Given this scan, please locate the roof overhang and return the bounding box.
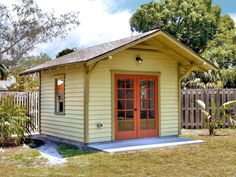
[20,30,218,75]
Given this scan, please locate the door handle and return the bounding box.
[134,108,137,111]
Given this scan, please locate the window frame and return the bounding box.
[54,74,65,115]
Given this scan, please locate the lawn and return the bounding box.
[1,129,236,177]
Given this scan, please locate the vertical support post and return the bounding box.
[177,65,182,135]
[83,61,101,144]
[39,72,41,133]
[84,64,89,144]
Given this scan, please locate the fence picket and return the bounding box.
[182,89,236,129]
[0,92,39,131]
[1,89,236,131]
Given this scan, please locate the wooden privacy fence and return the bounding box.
[182,89,236,129]
[0,92,39,131]
[1,90,236,131]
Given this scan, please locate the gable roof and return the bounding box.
[21,29,217,75]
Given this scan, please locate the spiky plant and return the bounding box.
[196,99,236,135]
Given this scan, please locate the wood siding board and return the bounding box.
[88,50,178,142]
[40,66,84,142]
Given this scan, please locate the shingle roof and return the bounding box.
[21,29,159,75]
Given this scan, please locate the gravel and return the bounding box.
[36,140,66,165]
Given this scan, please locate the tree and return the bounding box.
[130,0,221,52]
[130,0,236,88]
[9,54,51,92]
[220,69,236,88]
[202,15,236,69]
[0,0,79,68]
[56,48,76,58]
[184,15,236,88]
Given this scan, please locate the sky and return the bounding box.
[2,0,236,58]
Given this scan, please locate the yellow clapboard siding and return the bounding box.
[42,124,83,135]
[41,131,83,142]
[88,132,112,138]
[88,124,112,128]
[41,114,84,121]
[42,117,84,124]
[65,92,84,97]
[89,120,112,125]
[40,46,180,143]
[89,129,112,134]
[88,50,179,143]
[41,121,83,129]
[41,66,84,142]
[161,130,179,136]
[89,137,112,143]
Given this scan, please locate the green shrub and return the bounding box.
[0,95,29,146]
[196,99,236,135]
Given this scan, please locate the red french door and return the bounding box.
[115,74,158,140]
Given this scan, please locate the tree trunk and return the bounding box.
[209,124,215,136]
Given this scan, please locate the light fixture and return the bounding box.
[108,55,113,60]
[136,56,143,64]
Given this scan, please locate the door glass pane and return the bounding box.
[148,89,154,99]
[126,100,133,109]
[126,120,134,131]
[118,89,125,99]
[148,110,155,119]
[140,89,147,99]
[117,112,134,132]
[126,89,133,98]
[148,119,155,129]
[117,111,125,119]
[118,120,126,131]
[140,100,147,109]
[140,110,147,119]
[116,77,135,132]
[140,80,146,89]
[126,80,133,88]
[117,100,125,110]
[148,100,155,109]
[118,79,125,88]
[140,78,156,130]
[148,80,155,89]
[126,111,133,119]
[140,120,148,130]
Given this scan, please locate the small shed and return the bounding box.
[21,29,217,144]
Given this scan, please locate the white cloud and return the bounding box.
[33,0,133,57]
[0,0,133,57]
[229,13,236,25]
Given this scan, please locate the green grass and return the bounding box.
[56,143,94,158]
[1,129,236,177]
[0,146,46,167]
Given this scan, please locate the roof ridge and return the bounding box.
[20,29,168,75]
[74,29,159,53]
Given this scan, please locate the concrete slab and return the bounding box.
[88,137,204,154]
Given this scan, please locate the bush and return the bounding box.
[0,95,29,146]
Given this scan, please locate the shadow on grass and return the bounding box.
[24,138,45,148]
[56,143,96,158]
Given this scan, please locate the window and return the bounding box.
[55,75,65,114]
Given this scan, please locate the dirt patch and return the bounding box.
[0,146,22,158]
